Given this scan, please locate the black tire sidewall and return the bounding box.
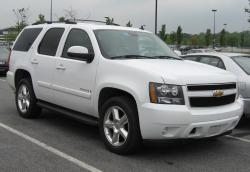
[99,96,141,154]
[15,78,40,118]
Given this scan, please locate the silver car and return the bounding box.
[183,52,250,117]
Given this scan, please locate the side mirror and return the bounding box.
[67,46,94,63]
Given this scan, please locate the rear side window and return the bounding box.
[62,29,94,58]
[183,56,199,61]
[200,56,226,70]
[38,28,65,56]
[13,28,42,52]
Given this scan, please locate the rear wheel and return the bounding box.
[99,96,142,155]
[16,78,41,118]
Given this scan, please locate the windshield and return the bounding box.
[231,56,250,75]
[94,29,180,60]
[0,47,9,58]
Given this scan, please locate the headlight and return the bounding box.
[149,82,185,105]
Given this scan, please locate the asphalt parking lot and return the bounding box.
[1,76,250,172]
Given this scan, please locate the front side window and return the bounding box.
[62,29,94,58]
[94,29,179,60]
[38,28,65,56]
[13,28,42,52]
[231,56,250,75]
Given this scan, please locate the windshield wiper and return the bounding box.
[153,55,183,60]
[110,55,158,60]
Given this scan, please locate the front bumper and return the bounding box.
[139,98,244,139]
[242,98,250,118]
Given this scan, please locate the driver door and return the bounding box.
[53,28,98,115]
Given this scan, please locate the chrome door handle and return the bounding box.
[56,64,66,70]
[31,59,39,64]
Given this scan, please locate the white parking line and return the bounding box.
[0,122,102,172]
[0,79,6,82]
[226,135,250,143]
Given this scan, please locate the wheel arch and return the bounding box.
[14,69,32,88]
[97,86,140,117]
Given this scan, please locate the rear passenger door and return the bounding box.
[53,27,98,115]
[30,27,65,103]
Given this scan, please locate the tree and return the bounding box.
[12,8,29,32]
[105,17,114,25]
[240,32,245,47]
[159,24,168,42]
[191,35,198,45]
[219,29,226,47]
[126,21,132,27]
[169,32,176,45]
[33,14,46,24]
[58,17,65,22]
[205,29,212,47]
[176,26,183,46]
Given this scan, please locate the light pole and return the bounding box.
[50,0,53,22]
[212,9,217,49]
[155,0,158,35]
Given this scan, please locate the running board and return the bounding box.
[37,101,99,126]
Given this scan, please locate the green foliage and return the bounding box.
[159,24,168,42]
[220,29,226,46]
[205,29,212,46]
[191,35,198,45]
[58,17,65,22]
[105,17,114,25]
[126,21,132,27]
[176,26,183,46]
[33,14,46,25]
[169,32,176,45]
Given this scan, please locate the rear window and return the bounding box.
[231,56,250,75]
[13,28,42,52]
[38,28,65,56]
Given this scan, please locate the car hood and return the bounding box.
[113,59,237,85]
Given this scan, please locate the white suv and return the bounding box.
[7,22,243,154]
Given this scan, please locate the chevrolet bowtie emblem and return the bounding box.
[213,90,224,97]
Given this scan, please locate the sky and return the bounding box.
[0,0,249,34]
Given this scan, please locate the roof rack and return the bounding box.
[69,19,120,26]
[32,19,120,26]
[32,20,77,25]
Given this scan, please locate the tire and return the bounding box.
[99,96,142,155]
[15,78,41,118]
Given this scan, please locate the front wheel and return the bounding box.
[99,96,142,155]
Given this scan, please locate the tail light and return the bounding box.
[7,49,12,70]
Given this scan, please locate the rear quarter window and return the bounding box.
[13,28,43,52]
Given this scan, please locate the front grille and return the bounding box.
[187,83,236,91]
[189,94,236,107]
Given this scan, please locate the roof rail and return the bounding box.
[70,19,120,26]
[32,20,77,25]
[31,19,120,26]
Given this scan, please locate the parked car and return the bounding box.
[0,47,9,74]
[183,52,250,117]
[7,23,243,154]
[186,49,216,55]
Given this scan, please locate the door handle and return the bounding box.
[56,64,66,70]
[31,59,39,64]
